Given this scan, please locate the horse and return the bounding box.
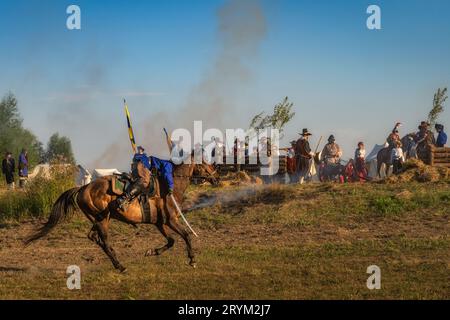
[376,145,393,178]
[319,161,345,183]
[24,156,219,273]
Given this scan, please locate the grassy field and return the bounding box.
[0,180,449,299]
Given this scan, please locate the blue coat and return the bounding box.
[437,131,447,147]
[133,153,174,190]
[149,156,174,190]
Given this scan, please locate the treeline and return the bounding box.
[0,92,75,170]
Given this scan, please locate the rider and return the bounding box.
[117,146,175,210]
[321,135,343,165]
[386,122,401,148]
[117,146,151,209]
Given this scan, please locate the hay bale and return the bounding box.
[236,171,252,183]
[384,158,449,183]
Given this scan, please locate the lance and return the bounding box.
[163,128,173,153]
[170,194,199,237]
[124,99,137,154]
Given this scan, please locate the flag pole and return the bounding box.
[124,99,137,154]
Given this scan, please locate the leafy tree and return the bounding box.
[0,92,42,166]
[428,87,447,127]
[45,133,75,164]
[249,97,295,138]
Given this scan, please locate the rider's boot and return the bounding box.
[117,183,143,210]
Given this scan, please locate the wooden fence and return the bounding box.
[430,146,450,168]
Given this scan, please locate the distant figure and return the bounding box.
[2,152,15,190]
[387,122,402,148]
[435,124,447,147]
[321,135,343,165]
[391,141,405,175]
[18,148,29,188]
[354,142,368,180]
[295,128,314,184]
[286,140,297,183]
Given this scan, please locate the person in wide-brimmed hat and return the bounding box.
[294,128,315,184]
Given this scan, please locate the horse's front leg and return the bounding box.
[145,223,175,257]
[94,216,127,273]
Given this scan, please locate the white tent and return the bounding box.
[92,169,121,180]
[76,165,92,186]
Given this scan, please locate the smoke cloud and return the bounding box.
[91,0,267,170]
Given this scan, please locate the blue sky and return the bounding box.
[0,0,449,169]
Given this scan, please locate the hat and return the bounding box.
[435,123,444,130]
[290,140,297,145]
[328,135,335,142]
[299,128,312,136]
[137,146,145,152]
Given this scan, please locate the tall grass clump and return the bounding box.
[0,164,76,221]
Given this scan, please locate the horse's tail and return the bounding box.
[24,187,81,246]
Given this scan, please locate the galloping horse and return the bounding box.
[25,156,219,272]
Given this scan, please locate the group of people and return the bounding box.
[286,121,447,183]
[1,149,29,190]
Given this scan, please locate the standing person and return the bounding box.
[321,135,343,165]
[286,140,297,183]
[435,124,447,147]
[18,148,29,188]
[2,152,16,190]
[354,142,368,180]
[391,141,405,175]
[295,129,314,184]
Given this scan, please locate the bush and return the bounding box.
[0,165,76,221]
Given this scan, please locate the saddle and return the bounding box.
[111,173,158,223]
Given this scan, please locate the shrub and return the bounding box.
[0,164,76,221]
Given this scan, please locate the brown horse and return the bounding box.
[24,157,219,272]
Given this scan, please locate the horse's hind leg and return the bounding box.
[168,219,196,268]
[94,219,127,273]
[145,223,175,257]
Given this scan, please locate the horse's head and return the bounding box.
[194,161,220,186]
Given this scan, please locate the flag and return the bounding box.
[124,100,137,154]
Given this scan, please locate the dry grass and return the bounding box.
[0,180,448,299]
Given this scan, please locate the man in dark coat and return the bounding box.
[2,152,16,190]
[295,128,314,184]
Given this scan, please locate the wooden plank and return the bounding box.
[434,163,450,168]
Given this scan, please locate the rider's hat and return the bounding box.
[328,135,335,142]
[137,145,145,152]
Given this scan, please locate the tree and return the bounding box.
[428,87,447,127]
[249,97,295,138]
[0,92,43,166]
[46,133,75,164]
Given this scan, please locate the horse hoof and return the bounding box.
[145,249,157,257]
[118,266,128,273]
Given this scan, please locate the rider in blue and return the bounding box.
[148,155,175,194]
[117,146,175,210]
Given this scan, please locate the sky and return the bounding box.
[0,0,449,170]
